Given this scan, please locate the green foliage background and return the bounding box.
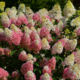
[0,0,79,12]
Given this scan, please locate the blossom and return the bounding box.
[4,28,21,45]
[30,31,40,41]
[63,0,76,18]
[6,7,17,24]
[24,71,36,80]
[0,29,7,41]
[73,50,80,64]
[21,60,33,75]
[70,64,80,79]
[10,24,23,37]
[0,68,9,80]
[63,54,74,66]
[30,39,42,53]
[16,12,28,26]
[51,41,63,54]
[47,57,56,70]
[74,26,80,36]
[64,39,77,51]
[63,67,76,80]
[46,34,53,43]
[42,66,52,75]
[71,16,80,27]
[40,26,50,38]
[18,3,26,13]
[33,13,40,21]
[41,38,50,50]
[21,33,31,48]
[40,73,52,80]
[41,16,54,31]
[25,7,34,17]
[38,8,49,17]
[49,3,62,20]
[1,12,11,28]
[18,50,27,61]
[26,54,33,61]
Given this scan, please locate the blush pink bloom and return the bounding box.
[33,13,40,21]
[30,31,40,41]
[16,18,22,26]
[40,27,50,38]
[10,24,23,37]
[30,39,42,53]
[10,16,18,24]
[12,70,19,78]
[40,73,53,80]
[21,61,33,75]
[16,12,28,26]
[24,71,36,80]
[10,31,21,45]
[18,50,27,61]
[0,48,4,55]
[63,67,76,80]
[0,68,9,79]
[46,34,53,43]
[42,66,52,76]
[21,33,31,48]
[47,57,56,70]
[4,28,21,45]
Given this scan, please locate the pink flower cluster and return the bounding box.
[0,2,80,80]
[0,67,9,80]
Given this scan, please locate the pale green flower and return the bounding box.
[18,3,26,13]
[64,54,74,66]
[49,3,62,20]
[63,0,76,18]
[71,16,80,27]
[0,2,5,11]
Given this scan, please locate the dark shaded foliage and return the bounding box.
[0,0,68,12]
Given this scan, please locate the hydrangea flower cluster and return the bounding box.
[0,1,80,80]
